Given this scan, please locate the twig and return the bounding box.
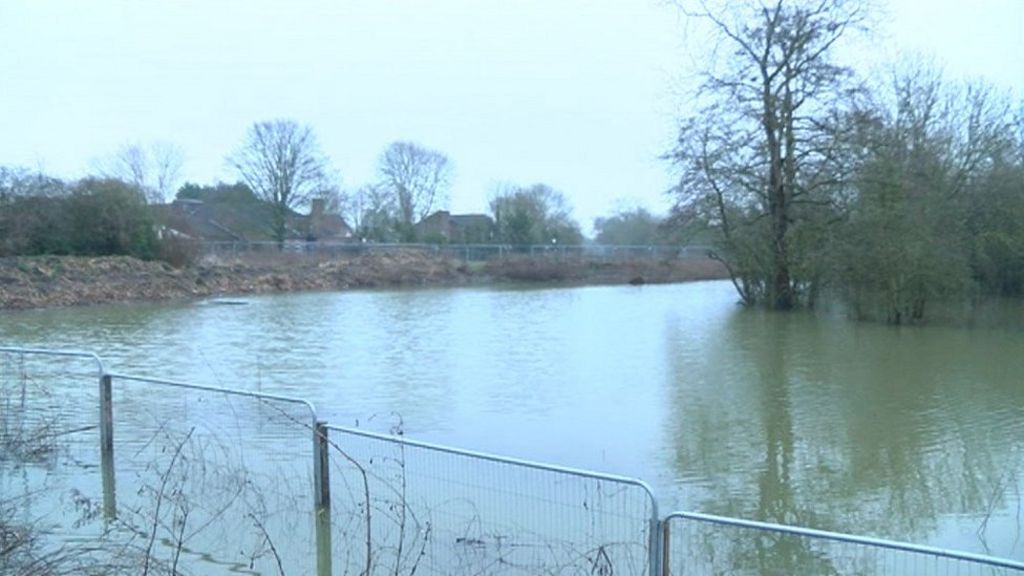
[142,426,195,576]
[170,505,190,575]
[248,512,286,576]
[327,434,374,576]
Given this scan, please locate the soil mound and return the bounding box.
[0,251,726,310]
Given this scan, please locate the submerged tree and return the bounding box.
[831,66,1020,323]
[228,119,330,246]
[668,0,866,309]
[668,2,1024,323]
[963,97,1024,298]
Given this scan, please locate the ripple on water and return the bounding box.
[3,282,1024,562]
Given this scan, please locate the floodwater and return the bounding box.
[2,280,1022,567]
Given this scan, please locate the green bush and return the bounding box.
[68,178,158,259]
[0,176,158,260]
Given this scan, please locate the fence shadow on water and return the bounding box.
[3,346,1024,576]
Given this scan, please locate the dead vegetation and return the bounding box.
[0,250,727,310]
[484,254,727,285]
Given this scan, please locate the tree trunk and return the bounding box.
[763,83,795,311]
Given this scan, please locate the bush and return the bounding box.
[156,234,201,268]
[0,176,159,260]
[68,178,158,259]
[0,195,72,256]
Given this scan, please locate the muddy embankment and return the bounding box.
[0,252,728,310]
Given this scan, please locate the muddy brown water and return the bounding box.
[2,280,1022,566]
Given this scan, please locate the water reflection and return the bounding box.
[2,281,1022,561]
[664,305,1024,560]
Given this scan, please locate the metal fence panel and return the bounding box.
[664,511,1024,576]
[0,348,110,571]
[108,374,319,575]
[202,241,714,263]
[8,344,1024,576]
[326,425,658,576]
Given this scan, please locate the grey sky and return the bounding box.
[1,1,1021,234]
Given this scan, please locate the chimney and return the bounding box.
[310,198,325,239]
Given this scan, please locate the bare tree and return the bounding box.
[668,0,867,309]
[377,141,452,240]
[342,183,398,242]
[95,141,184,203]
[228,119,330,246]
[150,142,185,203]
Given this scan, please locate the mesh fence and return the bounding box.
[664,512,1024,576]
[203,241,712,263]
[326,425,657,576]
[1,349,100,461]
[0,349,109,571]
[6,345,1024,576]
[109,374,318,575]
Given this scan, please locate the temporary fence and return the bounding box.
[0,347,116,572]
[662,511,1024,575]
[3,345,1024,576]
[325,424,658,576]
[104,372,322,575]
[203,240,713,263]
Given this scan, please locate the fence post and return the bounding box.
[99,374,116,520]
[314,421,332,576]
[661,517,671,576]
[649,516,662,576]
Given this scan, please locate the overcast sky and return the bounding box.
[1,1,1021,234]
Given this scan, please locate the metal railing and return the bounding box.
[325,424,659,575]
[3,345,1023,576]
[202,240,713,262]
[663,511,1024,575]
[104,372,325,575]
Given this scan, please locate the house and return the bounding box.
[416,211,495,243]
[152,188,353,243]
[152,198,249,242]
[302,198,353,241]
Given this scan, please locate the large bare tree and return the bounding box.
[377,141,452,240]
[668,0,866,309]
[228,120,330,246]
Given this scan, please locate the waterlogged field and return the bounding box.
[2,281,1023,573]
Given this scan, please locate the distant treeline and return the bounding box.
[0,167,687,267]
